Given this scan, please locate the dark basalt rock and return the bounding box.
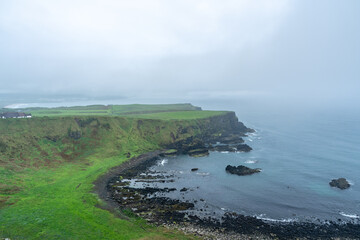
[167,137,206,155]
[235,144,252,152]
[191,168,199,172]
[160,149,178,157]
[188,148,209,157]
[219,134,245,144]
[210,145,236,152]
[102,143,360,240]
[225,165,261,176]
[329,178,350,190]
[123,186,177,196]
[164,112,254,154]
[210,144,252,153]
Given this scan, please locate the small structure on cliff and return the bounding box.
[1,112,32,119]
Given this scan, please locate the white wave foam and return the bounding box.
[248,139,253,142]
[255,214,296,223]
[340,212,360,219]
[245,160,258,164]
[235,151,247,153]
[196,172,210,176]
[348,180,355,186]
[158,159,168,166]
[221,151,229,153]
[221,207,226,211]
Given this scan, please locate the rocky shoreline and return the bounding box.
[93,117,360,239]
[94,151,360,239]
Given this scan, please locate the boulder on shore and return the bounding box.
[225,165,261,176]
[329,178,350,190]
[188,148,209,157]
[235,144,252,152]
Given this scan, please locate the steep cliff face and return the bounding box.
[0,112,251,169]
[196,111,253,137]
[0,111,253,239]
[145,111,253,153]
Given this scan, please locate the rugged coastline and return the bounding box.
[5,105,358,239]
[96,149,360,240]
[94,117,360,239]
[4,105,260,239]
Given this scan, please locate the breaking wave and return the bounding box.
[255,214,296,223]
[158,159,168,166]
[340,212,360,219]
[245,160,258,164]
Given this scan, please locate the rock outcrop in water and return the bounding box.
[165,112,254,155]
[225,165,261,176]
[209,144,252,153]
[329,178,350,190]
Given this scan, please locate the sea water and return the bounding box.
[2,97,359,223]
[145,101,360,223]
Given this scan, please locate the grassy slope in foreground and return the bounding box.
[0,106,235,239]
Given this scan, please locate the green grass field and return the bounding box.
[126,111,227,120]
[0,104,229,239]
[1,103,203,118]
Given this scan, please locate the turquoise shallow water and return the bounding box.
[143,103,360,223]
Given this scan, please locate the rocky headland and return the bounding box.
[93,112,360,239]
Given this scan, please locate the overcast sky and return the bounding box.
[0,0,359,105]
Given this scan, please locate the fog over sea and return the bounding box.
[2,96,360,223]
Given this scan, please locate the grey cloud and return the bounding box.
[0,0,359,107]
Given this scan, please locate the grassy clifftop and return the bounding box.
[0,113,231,170]
[1,103,204,117]
[0,106,243,239]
